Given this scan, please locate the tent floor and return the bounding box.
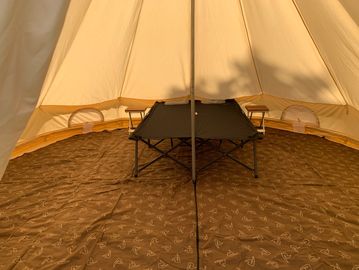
[1,128,359,269]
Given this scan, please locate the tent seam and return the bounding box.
[238,0,263,95]
[291,0,349,112]
[118,0,144,101]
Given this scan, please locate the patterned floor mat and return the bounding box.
[1,128,359,269]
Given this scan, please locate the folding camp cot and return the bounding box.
[129,99,260,178]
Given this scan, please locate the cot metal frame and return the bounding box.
[132,136,258,178]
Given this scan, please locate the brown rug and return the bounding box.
[1,128,359,269]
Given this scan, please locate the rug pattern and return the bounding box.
[1,128,359,269]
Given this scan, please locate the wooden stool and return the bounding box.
[125,106,147,132]
[245,105,269,134]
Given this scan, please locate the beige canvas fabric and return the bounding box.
[1,0,359,178]
[295,0,359,108]
[0,0,70,178]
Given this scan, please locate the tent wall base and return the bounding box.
[12,117,359,160]
[11,118,141,159]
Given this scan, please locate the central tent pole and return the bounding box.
[190,1,200,270]
[190,0,196,183]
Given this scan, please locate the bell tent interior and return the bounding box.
[1,0,359,269]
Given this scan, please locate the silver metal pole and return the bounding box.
[190,0,196,183]
[190,5,200,269]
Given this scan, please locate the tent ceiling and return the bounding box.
[38,0,358,109]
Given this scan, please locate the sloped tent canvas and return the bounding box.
[0,0,71,178]
[1,0,359,178]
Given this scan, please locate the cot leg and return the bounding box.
[253,140,258,178]
[134,139,139,177]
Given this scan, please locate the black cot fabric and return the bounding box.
[130,99,258,140]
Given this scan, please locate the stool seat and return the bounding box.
[125,107,147,113]
[125,106,149,132]
[245,104,269,134]
[245,105,269,112]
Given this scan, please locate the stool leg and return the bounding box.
[134,139,139,177]
[260,112,264,128]
[129,112,133,129]
[262,112,265,134]
[253,140,258,178]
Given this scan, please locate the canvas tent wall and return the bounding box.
[1,0,359,179]
[0,0,70,178]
